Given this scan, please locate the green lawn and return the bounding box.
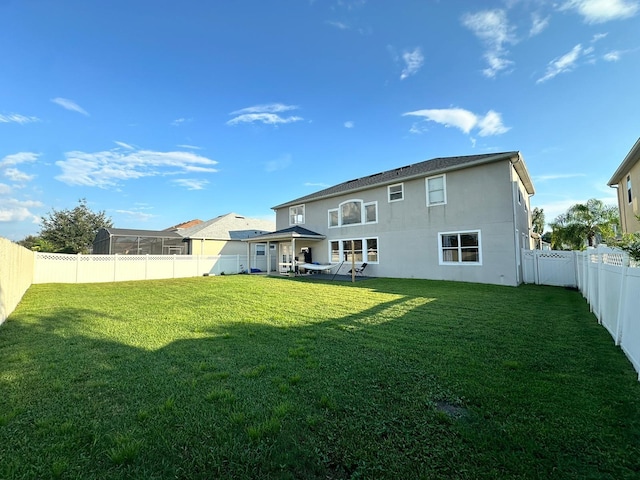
[1,276,639,479]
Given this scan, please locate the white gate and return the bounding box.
[522,250,577,287]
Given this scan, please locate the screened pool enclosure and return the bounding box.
[93,228,186,255]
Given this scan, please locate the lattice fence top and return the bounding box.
[602,253,625,267]
[537,252,574,260]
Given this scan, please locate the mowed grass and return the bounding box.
[1,275,639,479]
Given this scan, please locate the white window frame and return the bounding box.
[328,236,379,264]
[388,183,404,202]
[438,230,482,266]
[426,174,447,206]
[328,208,339,228]
[627,175,633,204]
[329,199,378,227]
[289,204,305,225]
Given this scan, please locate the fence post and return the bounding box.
[145,254,149,280]
[113,254,118,282]
[615,252,630,346]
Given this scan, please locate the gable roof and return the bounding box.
[273,151,534,209]
[608,138,640,186]
[165,219,203,231]
[178,212,275,240]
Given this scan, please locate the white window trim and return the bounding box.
[289,204,305,226]
[364,201,378,225]
[426,174,447,206]
[328,236,379,264]
[437,230,482,266]
[330,199,378,227]
[388,183,404,203]
[328,208,339,228]
[627,175,633,204]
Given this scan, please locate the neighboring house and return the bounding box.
[608,138,640,234]
[245,152,535,286]
[93,213,275,258]
[178,212,275,261]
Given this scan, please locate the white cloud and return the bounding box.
[603,50,621,61]
[0,198,43,222]
[171,118,192,126]
[462,9,516,78]
[228,103,303,125]
[115,209,157,221]
[0,152,39,167]
[403,107,510,137]
[561,0,639,23]
[0,183,11,195]
[537,44,583,83]
[231,103,299,115]
[114,141,135,150]
[265,154,292,172]
[326,20,349,30]
[591,32,608,42]
[400,47,424,80]
[177,144,202,150]
[477,110,511,136]
[0,113,41,124]
[55,147,219,188]
[4,168,34,182]
[533,173,587,182]
[51,97,89,116]
[530,13,550,36]
[344,121,355,128]
[227,113,303,126]
[304,182,330,188]
[171,179,209,190]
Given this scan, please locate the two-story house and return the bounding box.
[246,151,535,286]
[608,138,640,234]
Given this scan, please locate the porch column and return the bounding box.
[292,238,296,274]
[246,241,251,273]
[266,241,271,274]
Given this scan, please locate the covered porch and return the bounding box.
[243,226,328,275]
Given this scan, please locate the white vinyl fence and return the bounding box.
[34,253,249,284]
[524,246,640,379]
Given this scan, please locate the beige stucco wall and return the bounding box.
[187,239,250,256]
[275,159,531,286]
[0,237,34,324]
[616,161,640,234]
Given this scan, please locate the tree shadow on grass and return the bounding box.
[1,281,640,479]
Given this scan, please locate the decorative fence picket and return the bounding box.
[33,253,249,284]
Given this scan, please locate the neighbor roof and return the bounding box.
[608,138,640,186]
[178,212,275,240]
[98,228,183,239]
[273,151,534,209]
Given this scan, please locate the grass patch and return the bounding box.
[1,275,639,478]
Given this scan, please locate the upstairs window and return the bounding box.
[341,201,361,225]
[388,183,404,202]
[330,200,377,227]
[289,205,305,225]
[328,209,338,228]
[628,175,633,204]
[426,175,446,206]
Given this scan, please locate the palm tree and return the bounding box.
[550,199,619,250]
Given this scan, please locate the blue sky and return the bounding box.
[1,0,639,241]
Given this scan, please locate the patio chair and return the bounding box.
[348,262,368,276]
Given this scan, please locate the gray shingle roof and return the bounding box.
[178,212,275,240]
[273,151,526,209]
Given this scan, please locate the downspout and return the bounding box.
[510,164,521,285]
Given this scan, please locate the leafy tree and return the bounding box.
[550,198,619,250]
[531,207,545,249]
[15,235,56,252]
[40,199,113,254]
